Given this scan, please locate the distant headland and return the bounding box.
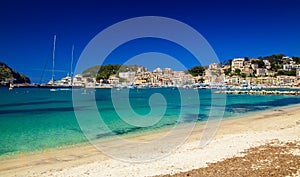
[0,62,30,86]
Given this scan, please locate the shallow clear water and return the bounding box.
[0,87,299,156]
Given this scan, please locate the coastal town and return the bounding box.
[2,54,300,89]
[48,55,300,89]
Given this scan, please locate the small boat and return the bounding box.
[59,88,72,91]
[9,83,14,90]
[50,88,59,92]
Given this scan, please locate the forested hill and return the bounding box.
[0,62,31,85]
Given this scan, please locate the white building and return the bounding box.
[276,75,297,85]
[108,76,119,85]
[153,67,163,74]
[282,56,291,60]
[231,58,245,71]
[209,63,221,69]
[263,60,271,69]
[163,68,173,74]
[283,64,300,71]
[73,74,84,87]
[256,68,266,76]
[55,75,72,86]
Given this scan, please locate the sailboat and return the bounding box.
[39,36,80,90]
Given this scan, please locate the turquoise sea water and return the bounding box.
[1,87,300,157]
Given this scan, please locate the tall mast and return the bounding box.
[52,35,56,85]
[70,44,74,86]
[71,45,74,77]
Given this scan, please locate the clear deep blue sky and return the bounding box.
[1,0,300,83]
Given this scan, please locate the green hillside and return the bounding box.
[0,62,30,85]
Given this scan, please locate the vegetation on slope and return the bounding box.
[0,62,30,85]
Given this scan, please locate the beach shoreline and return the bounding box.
[1,104,300,176]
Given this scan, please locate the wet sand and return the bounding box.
[1,104,300,177]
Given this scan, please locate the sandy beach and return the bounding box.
[1,104,300,177]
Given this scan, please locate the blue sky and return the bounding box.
[1,0,300,83]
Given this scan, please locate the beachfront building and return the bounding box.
[166,70,194,86]
[73,74,84,87]
[107,76,119,85]
[231,58,245,71]
[55,75,72,86]
[227,75,241,85]
[252,77,276,85]
[276,76,297,86]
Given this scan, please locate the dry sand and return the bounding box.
[1,104,300,177]
[158,141,300,177]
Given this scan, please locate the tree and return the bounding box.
[218,62,223,67]
[292,56,300,64]
[287,68,296,76]
[82,65,99,77]
[188,66,205,76]
[277,70,284,75]
[277,68,296,76]
[251,60,265,68]
[240,73,247,78]
[119,77,127,82]
[95,64,121,82]
[224,68,232,76]
[244,56,249,61]
[234,69,241,75]
[198,78,205,83]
